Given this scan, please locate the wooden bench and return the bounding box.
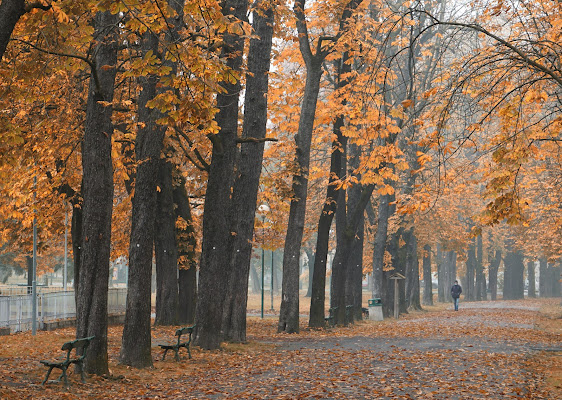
[158,325,195,361]
[40,336,94,387]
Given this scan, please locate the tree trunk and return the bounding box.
[422,244,433,305]
[539,258,548,297]
[154,160,179,326]
[76,10,118,376]
[173,169,198,325]
[405,228,421,310]
[489,250,501,301]
[436,245,445,302]
[445,251,457,303]
[372,195,392,301]
[278,60,323,334]
[120,30,168,367]
[527,260,536,298]
[222,0,274,342]
[475,235,484,301]
[304,247,314,297]
[504,249,525,300]
[466,239,476,301]
[194,0,248,349]
[0,0,25,62]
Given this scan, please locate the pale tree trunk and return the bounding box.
[539,258,548,297]
[222,0,274,342]
[466,239,476,301]
[195,0,248,349]
[527,260,536,298]
[405,227,421,310]
[76,10,118,375]
[372,195,393,301]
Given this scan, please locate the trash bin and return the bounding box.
[368,298,383,321]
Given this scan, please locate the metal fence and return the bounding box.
[0,287,127,333]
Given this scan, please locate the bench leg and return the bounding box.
[42,366,55,385]
[59,366,69,387]
[174,348,180,362]
[187,345,191,359]
[162,349,169,361]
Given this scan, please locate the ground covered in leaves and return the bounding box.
[1,298,560,399]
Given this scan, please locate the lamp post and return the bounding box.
[258,204,269,319]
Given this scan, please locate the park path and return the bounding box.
[0,299,560,399]
[184,301,559,399]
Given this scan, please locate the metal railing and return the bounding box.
[0,287,127,333]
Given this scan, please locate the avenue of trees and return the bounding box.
[0,0,560,374]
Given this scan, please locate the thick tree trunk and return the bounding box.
[422,244,433,305]
[120,31,168,367]
[504,249,525,300]
[539,258,548,297]
[154,161,179,326]
[173,169,198,325]
[194,0,248,349]
[222,1,273,342]
[278,61,323,333]
[527,260,536,298]
[76,10,118,376]
[489,250,501,300]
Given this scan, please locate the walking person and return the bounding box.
[451,280,462,311]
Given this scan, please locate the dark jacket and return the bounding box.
[451,284,462,299]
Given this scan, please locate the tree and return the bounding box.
[76,9,119,375]
[222,0,275,342]
[422,244,433,305]
[195,0,248,349]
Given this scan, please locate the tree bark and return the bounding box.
[278,59,322,334]
[503,249,525,300]
[76,10,118,375]
[466,239,476,301]
[154,160,179,326]
[222,0,273,342]
[488,250,501,301]
[120,30,167,367]
[405,227,421,310]
[436,245,445,302]
[422,244,433,305]
[539,258,548,297]
[173,169,198,325]
[304,247,314,297]
[0,0,25,62]
[372,195,393,301]
[527,260,536,298]
[195,0,248,349]
[475,235,485,300]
